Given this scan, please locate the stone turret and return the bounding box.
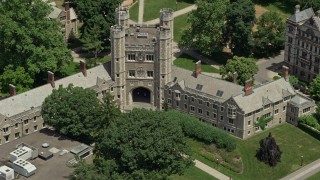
[115,7,130,30]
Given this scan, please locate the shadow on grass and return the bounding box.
[194,50,233,65]
[174,53,219,73]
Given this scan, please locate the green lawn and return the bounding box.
[143,0,194,21]
[173,13,190,43]
[254,0,291,20]
[307,171,320,180]
[129,2,139,22]
[170,166,217,180]
[189,123,320,180]
[173,54,219,73]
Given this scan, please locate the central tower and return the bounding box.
[111,7,173,110]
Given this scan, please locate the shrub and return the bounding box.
[165,110,237,151]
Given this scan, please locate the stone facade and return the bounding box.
[0,8,317,145]
[284,6,320,82]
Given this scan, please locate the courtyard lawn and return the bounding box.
[143,0,194,21]
[254,1,291,21]
[174,54,219,73]
[307,171,320,180]
[170,166,217,180]
[129,1,139,22]
[189,123,320,180]
[173,13,190,43]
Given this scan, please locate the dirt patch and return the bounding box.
[253,5,268,32]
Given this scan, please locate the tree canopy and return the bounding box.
[310,75,320,101]
[41,84,105,143]
[256,133,282,166]
[0,65,34,94]
[0,0,71,76]
[220,56,259,85]
[253,11,285,57]
[71,0,121,51]
[224,0,255,56]
[180,0,229,55]
[94,109,194,179]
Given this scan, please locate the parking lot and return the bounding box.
[0,129,85,180]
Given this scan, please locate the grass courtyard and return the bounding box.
[143,0,194,21]
[173,54,219,73]
[173,13,190,43]
[171,166,217,180]
[188,123,320,180]
[129,1,139,22]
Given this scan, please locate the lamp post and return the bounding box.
[300,155,304,166]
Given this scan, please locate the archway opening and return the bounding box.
[132,87,151,103]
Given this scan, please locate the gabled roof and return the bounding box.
[0,64,111,118]
[288,8,314,23]
[312,16,320,31]
[48,6,62,19]
[233,78,295,113]
[171,66,244,102]
[70,7,77,20]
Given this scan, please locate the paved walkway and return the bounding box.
[194,160,230,180]
[144,4,197,24]
[280,159,320,180]
[138,0,144,24]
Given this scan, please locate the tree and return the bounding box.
[81,24,104,58]
[224,0,255,56]
[0,0,72,77]
[0,65,34,94]
[253,11,285,57]
[71,0,121,49]
[289,75,299,87]
[180,0,228,55]
[310,75,320,101]
[256,133,282,166]
[220,56,258,85]
[94,109,194,179]
[41,84,103,143]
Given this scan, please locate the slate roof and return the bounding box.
[171,66,244,102]
[0,64,111,118]
[233,78,295,113]
[290,94,312,107]
[48,5,62,19]
[288,8,314,23]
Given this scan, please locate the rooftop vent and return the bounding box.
[137,32,148,38]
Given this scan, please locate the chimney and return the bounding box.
[80,60,87,77]
[282,66,289,81]
[244,79,253,96]
[48,71,55,88]
[295,5,300,14]
[194,60,202,78]
[65,2,70,23]
[232,72,238,84]
[9,84,16,96]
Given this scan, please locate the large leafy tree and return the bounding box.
[220,56,258,85]
[256,133,282,166]
[0,65,34,94]
[310,75,320,101]
[224,0,255,57]
[180,0,229,55]
[71,0,121,50]
[93,109,194,179]
[81,24,104,58]
[41,84,103,143]
[0,0,71,76]
[253,11,285,57]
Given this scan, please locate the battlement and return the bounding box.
[111,25,125,38]
[116,7,130,20]
[160,8,174,21]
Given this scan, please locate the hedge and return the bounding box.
[165,110,237,152]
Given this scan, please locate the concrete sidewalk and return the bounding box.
[280,159,320,180]
[144,4,197,24]
[194,160,230,180]
[138,0,144,24]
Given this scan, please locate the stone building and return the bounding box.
[284,5,320,82]
[0,8,316,145]
[45,1,78,41]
